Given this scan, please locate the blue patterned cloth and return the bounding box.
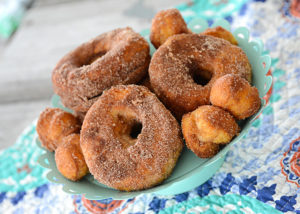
[1,0,300,213]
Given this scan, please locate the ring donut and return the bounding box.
[149,33,252,119]
[80,85,183,191]
[52,27,150,113]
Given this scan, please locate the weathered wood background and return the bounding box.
[0,0,185,149]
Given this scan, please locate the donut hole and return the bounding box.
[188,63,212,86]
[111,108,143,148]
[191,68,212,86]
[130,121,143,139]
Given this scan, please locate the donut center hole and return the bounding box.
[111,108,142,149]
[191,68,212,86]
[82,51,107,66]
[130,121,143,139]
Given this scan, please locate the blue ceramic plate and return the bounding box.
[36,18,272,200]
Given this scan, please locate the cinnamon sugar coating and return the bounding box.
[36,108,81,152]
[210,74,261,120]
[150,9,189,49]
[149,34,252,119]
[182,105,239,158]
[80,85,183,191]
[52,27,150,113]
[55,134,88,181]
[200,26,238,45]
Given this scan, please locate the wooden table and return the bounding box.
[0,0,185,149]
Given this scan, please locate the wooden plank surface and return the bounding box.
[0,0,185,149]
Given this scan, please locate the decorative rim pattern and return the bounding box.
[36,18,272,200]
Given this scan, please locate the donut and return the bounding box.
[182,105,239,158]
[55,133,88,181]
[36,108,81,152]
[200,26,238,45]
[52,27,150,113]
[149,33,252,119]
[210,74,261,120]
[150,8,189,49]
[80,85,183,191]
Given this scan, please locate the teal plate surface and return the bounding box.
[36,18,272,200]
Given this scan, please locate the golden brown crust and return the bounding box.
[210,74,261,120]
[150,9,189,49]
[36,108,81,152]
[80,85,183,191]
[149,34,252,119]
[182,112,219,158]
[55,134,88,181]
[200,26,238,45]
[52,27,150,113]
[182,105,239,158]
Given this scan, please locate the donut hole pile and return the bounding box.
[36,8,262,192]
[182,105,240,158]
[36,108,88,181]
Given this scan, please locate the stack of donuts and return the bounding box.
[37,9,261,191]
